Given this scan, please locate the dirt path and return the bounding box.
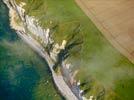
[75,0,134,63]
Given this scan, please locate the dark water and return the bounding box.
[0,1,61,100]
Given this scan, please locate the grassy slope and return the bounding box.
[15,0,134,99]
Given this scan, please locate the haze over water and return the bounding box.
[0,1,61,100]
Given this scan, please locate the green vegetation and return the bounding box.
[15,0,134,99]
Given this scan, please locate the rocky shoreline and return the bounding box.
[3,0,83,100]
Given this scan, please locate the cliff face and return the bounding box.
[4,0,134,100]
[4,0,51,45]
[3,0,83,100]
[4,0,71,63]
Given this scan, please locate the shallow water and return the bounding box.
[0,1,62,100]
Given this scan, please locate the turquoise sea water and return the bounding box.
[0,1,62,100]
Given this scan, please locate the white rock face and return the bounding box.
[4,1,83,100]
[60,40,67,50]
[50,40,67,62]
[15,1,25,22]
[82,95,96,100]
[66,63,71,69]
[46,28,50,44]
[6,0,67,64]
[9,8,24,31]
[77,80,81,86]
[7,0,53,46]
[25,16,54,46]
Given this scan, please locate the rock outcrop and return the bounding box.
[3,0,83,100]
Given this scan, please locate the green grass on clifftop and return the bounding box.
[15,0,134,99]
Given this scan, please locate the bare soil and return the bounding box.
[75,0,134,63]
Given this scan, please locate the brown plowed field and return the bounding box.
[75,0,134,63]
